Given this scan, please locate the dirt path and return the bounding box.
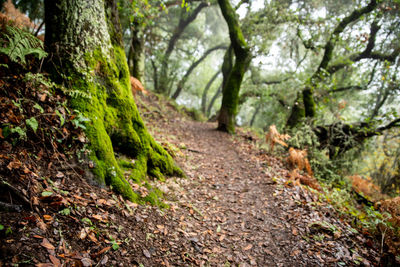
[163,120,295,266]
[142,99,378,266]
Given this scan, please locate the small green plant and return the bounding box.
[0,25,47,66]
[10,126,27,140]
[81,217,93,225]
[59,208,71,216]
[71,110,90,129]
[25,117,38,133]
[5,226,12,235]
[0,224,4,230]
[109,236,120,250]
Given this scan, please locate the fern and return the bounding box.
[0,25,47,66]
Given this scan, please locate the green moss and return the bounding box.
[303,87,316,118]
[65,46,182,204]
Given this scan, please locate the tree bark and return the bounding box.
[207,85,222,117]
[128,22,145,83]
[44,0,182,202]
[217,0,251,133]
[201,70,220,114]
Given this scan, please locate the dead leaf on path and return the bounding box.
[7,159,22,170]
[49,255,61,266]
[96,199,107,206]
[143,249,151,258]
[291,250,301,257]
[157,225,164,230]
[56,171,64,178]
[219,234,225,241]
[36,218,47,231]
[35,263,53,267]
[91,246,111,258]
[292,227,298,236]
[243,244,253,251]
[79,227,90,240]
[43,215,52,221]
[41,238,55,250]
[88,232,98,243]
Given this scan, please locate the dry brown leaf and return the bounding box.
[43,215,52,221]
[36,218,47,231]
[88,232,98,243]
[41,238,55,250]
[79,227,90,240]
[91,214,103,221]
[292,227,298,236]
[92,246,111,257]
[49,255,61,267]
[35,263,53,267]
[243,244,253,251]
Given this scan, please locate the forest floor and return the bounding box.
[0,92,382,266]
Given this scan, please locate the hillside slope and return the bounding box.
[1,90,382,266]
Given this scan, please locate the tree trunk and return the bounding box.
[128,23,145,83]
[44,0,183,202]
[217,0,251,133]
[207,85,222,117]
[249,104,261,127]
[201,70,220,114]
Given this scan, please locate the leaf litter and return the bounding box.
[0,77,388,266]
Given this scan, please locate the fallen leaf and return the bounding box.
[49,255,61,267]
[143,249,151,258]
[79,227,90,240]
[35,263,53,267]
[88,232,98,243]
[91,214,103,221]
[243,244,253,251]
[81,257,92,267]
[41,238,55,250]
[43,215,53,221]
[36,218,47,231]
[292,227,298,236]
[156,225,164,230]
[91,246,111,258]
[56,171,65,178]
[7,159,22,170]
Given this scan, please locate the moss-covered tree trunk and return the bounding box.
[217,0,251,133]
[44,0,182,201]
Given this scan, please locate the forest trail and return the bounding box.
[138,95,379,266]
[0,93,379,267]
[158,119,298,266]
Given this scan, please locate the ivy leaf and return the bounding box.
[41,191,53,197]
[26,117,38,133]
[55,110,65,126]
[33,103,44,113]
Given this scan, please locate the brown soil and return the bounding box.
[0,93,381,266]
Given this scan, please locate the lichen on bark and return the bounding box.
[44,0,183,202]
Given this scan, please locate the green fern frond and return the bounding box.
[0,25,47,66]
